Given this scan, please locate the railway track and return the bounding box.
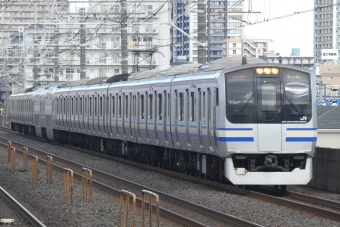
[0,132,261,227]
[2,127,340,223]
[0,187,46,227]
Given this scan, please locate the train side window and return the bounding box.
[149,93,153,119]
[71,98,74,115]
[141,94,144,119]
[75,98,77,115]
[133,94,136,118]
[106,95,109,117]
[95,97,98,117]
[89,97,92,116]
[119,95,122,118]
[216,88,219,106]
[125,95,128,118]
[158,93,162,120]
[85,97,88,116]
[80,97,83,115]
[56,98,58,114]
[191,91,195,122]
[179,92,184,121]
[112,95,115,117]
[100,96,103,117]
[167,93,170,119]
[203,91,205,120]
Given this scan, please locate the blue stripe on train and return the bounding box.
[218,137,254,142]
[286,137,317,142]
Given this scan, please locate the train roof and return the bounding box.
[129,63,202,80]
[57,77,108,88]
[200,56,268,71]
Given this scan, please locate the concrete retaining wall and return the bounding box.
[308,147,340,193]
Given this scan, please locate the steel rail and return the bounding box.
[0,187,46,227]
[2,128,340,222]
[0,137,261,227]
[285,191,340,211]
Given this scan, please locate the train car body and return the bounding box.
[9,59,317,186]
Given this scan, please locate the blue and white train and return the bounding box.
[9,57,317,187]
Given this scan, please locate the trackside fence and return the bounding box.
[308,147,340,193]
[3,141,162,226]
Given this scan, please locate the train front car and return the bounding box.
[218,64,316,186]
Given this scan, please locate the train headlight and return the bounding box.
[256,68,264,74]
[256,68,280,75]
[264,68,271,74]
[271,68,279,74]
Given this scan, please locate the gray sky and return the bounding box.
[243,0,314,56]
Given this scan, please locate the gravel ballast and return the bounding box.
[0,131,340,227]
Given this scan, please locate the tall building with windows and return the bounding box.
[171,0,244,63]
[313,0,339,63]
[0,1,68,45]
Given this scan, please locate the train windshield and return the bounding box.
[283,69,310,105]
[226,69,254,105]
[225,67,312,124]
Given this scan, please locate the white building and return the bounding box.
[3,1,171,90]
[313,0,339,63]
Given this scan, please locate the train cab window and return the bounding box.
[190,92,195,122]
[140,94,144,119]
[260,82,277,111]
[226,69,254,105]
[149,93,153,119]
[158,93,162,120]
[179,92,184,121]
[283,69,310,105]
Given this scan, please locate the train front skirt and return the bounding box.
[225,157,313,185]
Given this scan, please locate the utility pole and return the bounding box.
[53,20,60,81]
[121,0,128,74]
[197,0,207,64]
[80,27,86,79]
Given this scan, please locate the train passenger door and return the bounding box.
[188,89,200,151]
[200,88,213,152]
[256,78,282,151]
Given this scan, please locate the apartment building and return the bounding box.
[171,0,244,63]
[225,37,274,57]
[313,0,339,63]
[2,2,171,91]
[0,0,68,45]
